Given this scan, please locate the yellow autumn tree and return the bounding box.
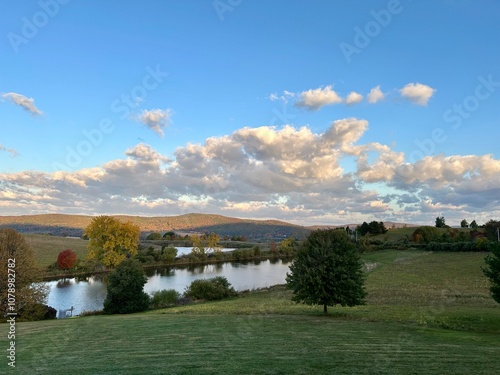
[84,216,140,268]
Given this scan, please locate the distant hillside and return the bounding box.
[0,213,310,241]
[308,222,420,231]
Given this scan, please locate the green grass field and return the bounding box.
[2,250,499,374]
[25,234,89,268]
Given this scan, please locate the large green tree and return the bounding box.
[484,220,500,242]
[286,229,366,315]
[103,259,150,314]
[0,229,48,318]
[435,216,447,228]
[483,243,500,304]
[84,216,140,267]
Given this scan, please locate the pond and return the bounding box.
[46,259,292,317]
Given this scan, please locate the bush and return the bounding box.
[18,304,56,321]
[160,246,178,263]
[184,276,237,301]
[150,289,181,308]
[146,232,162,240]
[411,226,442,243]
[426,241,491,252]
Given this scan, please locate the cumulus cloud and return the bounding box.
[367,86,384,103]
[295,85,342,110]
[0,145,19,158]
[2,92,43,116]
[135,108,172,136]
[400,83,436,105]
[1,121,499,225]
[345,91,363,105]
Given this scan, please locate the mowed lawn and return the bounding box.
[2,250,500,374]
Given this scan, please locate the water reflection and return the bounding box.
[45,259,291,316]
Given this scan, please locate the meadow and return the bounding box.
[25,234,89,268]
[2,249,499,374]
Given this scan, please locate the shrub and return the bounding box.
[18,304,56,321]
[253,245,262,257]
[184,276,237,301]
[160,246,178,263]
[150,289,181,308]
[146,232,162,240]
[411,226,442,243]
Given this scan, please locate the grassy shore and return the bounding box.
[2,249,499,374]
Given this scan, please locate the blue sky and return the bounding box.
[1,0,499,226]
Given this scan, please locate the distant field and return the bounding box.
[25,234,89,268]
[2,249,499,374]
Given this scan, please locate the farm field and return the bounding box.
[25,234,90,268]
[2,249,499,374]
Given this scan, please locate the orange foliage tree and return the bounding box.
[57,249,78,270]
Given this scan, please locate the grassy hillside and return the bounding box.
[2,250,499,374]
[24,234,89,268]
[0,213,309,240]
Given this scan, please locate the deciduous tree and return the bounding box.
[0,229,48,318]
[103,259,150,314]
[56,249,78,270]
[483,243,500,304]
[435,216,446,228]
[84,216,140,268]
[286,229,366,315]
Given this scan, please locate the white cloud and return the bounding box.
[345,91,363,105]
[2,92,43,116]
[295,85,342,110]
[400,83,436,105]
[135,108,172,136]
[268,90,295,103]
[1,121,499,225]
[367,86,384,103]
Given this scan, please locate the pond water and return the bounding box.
[46,259,292,316]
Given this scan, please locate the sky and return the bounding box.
[0,0,499,226]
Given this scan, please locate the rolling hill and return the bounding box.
[0,213,310,241]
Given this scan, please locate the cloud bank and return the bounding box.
[1,119,498,225]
